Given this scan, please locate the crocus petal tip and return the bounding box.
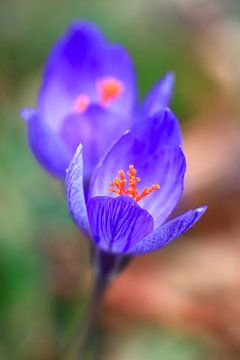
[75,142,83,155]
[165,71,175,82]
[196,205,208,215]
[69,19,99,32]
[19,108,36,122]
[66,143,83,174]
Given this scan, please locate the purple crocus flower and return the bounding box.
[66,108,207,278]
[20,20,174,180]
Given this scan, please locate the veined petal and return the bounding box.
[59,105,131,179]
[66,144,90,236]
[87,196,154,254]
[20,108,71,179]
[90,131,186,227]
[141,72,175,117]
[129,206,207,255]
[133,108,182,150]
[138,146,186,227]
[38,20,136,130]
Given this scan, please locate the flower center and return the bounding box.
[108,165,160,203]
[74,77,124,113]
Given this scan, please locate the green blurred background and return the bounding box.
[1,0,240,359]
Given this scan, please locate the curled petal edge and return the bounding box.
[66,144,91,236]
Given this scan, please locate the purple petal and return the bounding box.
[97,44,136,116]
[133,108,182,150]
[65,144,90,236]
[137,146,186,227]
[38,20,136,130]
[87,195,154,253]
[59,105,131,179]
[129,206,207,255]
[90,131,186,227]
[20,108,71,179]
[38,21,104,130]
[141,72,175,117]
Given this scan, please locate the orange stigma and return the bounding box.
[75,94,90,113]
[108,165,160,203]
[97,77,124,106]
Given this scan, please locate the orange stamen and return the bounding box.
[97,77,124,106]
[108,165,160,202]
[74,94,90,113]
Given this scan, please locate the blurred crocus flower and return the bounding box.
[20,20,174,180]
[66,109,207,278]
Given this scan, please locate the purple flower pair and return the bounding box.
[21,21,206,269]
[20,21,174,180]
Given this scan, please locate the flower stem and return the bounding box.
[62,273,108,360]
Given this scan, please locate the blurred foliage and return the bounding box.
[108,329,207,360]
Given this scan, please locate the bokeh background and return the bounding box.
[1,0,240,359]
